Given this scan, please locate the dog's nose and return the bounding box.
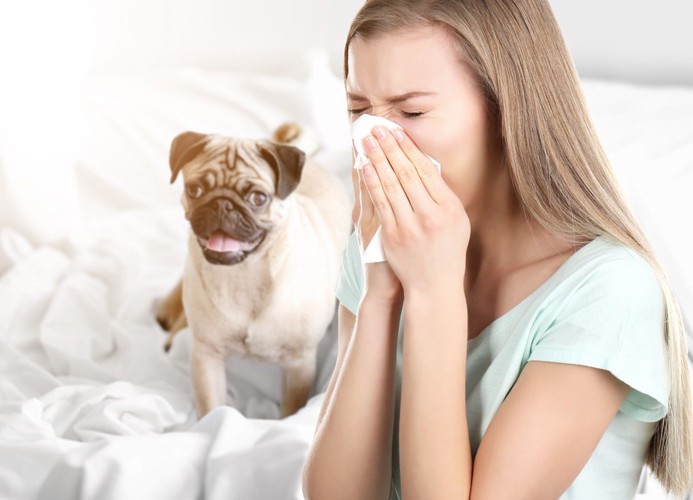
[214,198,235,214]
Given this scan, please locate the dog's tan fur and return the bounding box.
[157,123,351,419]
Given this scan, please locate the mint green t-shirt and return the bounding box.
[334,231,668,500]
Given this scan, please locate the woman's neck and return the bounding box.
[463,166,552,291]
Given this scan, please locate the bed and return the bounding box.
[0,10,692,500]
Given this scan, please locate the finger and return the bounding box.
[362,135,415,222]
[391,128,447,204]
[371,126,435,212]
[361,162,397,229]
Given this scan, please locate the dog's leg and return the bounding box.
[156,279,188,351]
[164,314,188,352]
[280,350,317,418]
[191,337,227,419]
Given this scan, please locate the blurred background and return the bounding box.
[550,0,693,86]
[2,0,690,81]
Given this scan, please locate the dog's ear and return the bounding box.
[169,132,209,183]
[257,140,306,199]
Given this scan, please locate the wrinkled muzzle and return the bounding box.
[189,197,269,265]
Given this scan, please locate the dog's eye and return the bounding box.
[247,191,269,207]
[185,182,204,199]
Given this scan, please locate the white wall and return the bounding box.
[549,0,693,86]
[79,1,693,86]
[312,0,693,87]
[83,0,361,77]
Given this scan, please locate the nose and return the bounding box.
[368,110,402,128]
[214,198,234,214]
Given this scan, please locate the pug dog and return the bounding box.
[156,123,351,419]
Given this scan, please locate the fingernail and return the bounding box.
[363,136,377,150]
[392,128,405,142]
[372,126,386,139]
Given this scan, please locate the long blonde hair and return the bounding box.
[344,0,693,495]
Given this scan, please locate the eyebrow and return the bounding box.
[346,91,438,104]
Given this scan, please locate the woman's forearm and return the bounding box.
[399,291,472,499]
[303,293,402,500]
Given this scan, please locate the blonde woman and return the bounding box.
[302,0,693,498]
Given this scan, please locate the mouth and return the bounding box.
[196,230,265,265]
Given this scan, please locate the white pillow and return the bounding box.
[74,49,351,231]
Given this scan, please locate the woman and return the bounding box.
[302,0,693,498]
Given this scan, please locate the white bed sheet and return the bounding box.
[1,49,691,499]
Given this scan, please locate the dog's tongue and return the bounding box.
[207,231,242,253]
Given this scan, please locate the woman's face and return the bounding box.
[346,24,500,206]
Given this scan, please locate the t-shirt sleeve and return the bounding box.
[334,230,364,315]
[528,250,668,423]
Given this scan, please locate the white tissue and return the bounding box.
[351,114,441,263]
[351,115,403,170]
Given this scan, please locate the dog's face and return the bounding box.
[169,132,306,266]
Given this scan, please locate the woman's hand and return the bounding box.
[351,151,403,303]
[359,126,470,297]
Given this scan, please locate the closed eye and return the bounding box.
[347,108,425,119]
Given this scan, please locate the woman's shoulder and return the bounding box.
[529,234,669,422]
[560,234,661,292]
[531,233,666,349]
[521,233,666,341]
